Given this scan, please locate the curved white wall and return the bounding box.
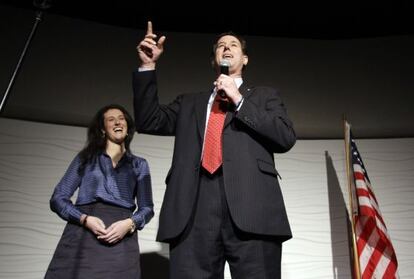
[0,118,413,278]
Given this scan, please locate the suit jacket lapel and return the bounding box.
[195,91,212,140]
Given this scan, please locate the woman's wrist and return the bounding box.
[128,218,136,234]
[80,214,88,226]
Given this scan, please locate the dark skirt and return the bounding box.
[45,202,141,279]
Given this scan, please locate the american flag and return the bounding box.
[348,130,399,279]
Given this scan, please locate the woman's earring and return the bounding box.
[102,132,106,138]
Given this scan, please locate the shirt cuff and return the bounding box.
[235,97,244,111]
[69,208,83,225]
[138,67,155,72]
[131,215,145,230]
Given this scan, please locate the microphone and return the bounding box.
[218,59,230,97]
[220,59,230,75]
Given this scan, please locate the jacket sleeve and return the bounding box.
[133,70,182,136]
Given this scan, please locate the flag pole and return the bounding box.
[343,117,362,279]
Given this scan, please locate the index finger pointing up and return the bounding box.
[146,21,153,35]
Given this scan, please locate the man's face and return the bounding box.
[214,35,248,76]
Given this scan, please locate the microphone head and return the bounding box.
[219,59,231,75]
[220,59,231,67]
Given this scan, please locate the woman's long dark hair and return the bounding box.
[78,104,135,173]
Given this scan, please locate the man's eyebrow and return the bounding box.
[217,40,240,45]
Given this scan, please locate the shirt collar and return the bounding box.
[234,77,243,88]
[100,150,133,165]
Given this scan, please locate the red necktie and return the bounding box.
[202,95,228,174]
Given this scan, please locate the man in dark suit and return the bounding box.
[133,21,296,279]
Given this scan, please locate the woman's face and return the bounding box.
[102,108,128,144]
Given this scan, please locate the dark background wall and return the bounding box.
[1,5,414,138]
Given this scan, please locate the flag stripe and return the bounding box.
[348,130,398,279]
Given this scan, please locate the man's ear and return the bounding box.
[211,58,218,69]
[243,55,249,66]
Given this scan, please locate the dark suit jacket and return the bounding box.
[133,70,296,243]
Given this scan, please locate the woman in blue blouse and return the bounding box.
[45,104,154,279]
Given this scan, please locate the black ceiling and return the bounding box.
[2,0,413,39]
